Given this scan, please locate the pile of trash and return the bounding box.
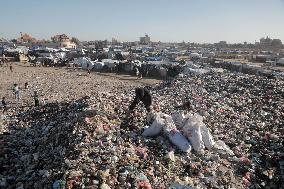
[148,70,284,188]
[1,68,284,188]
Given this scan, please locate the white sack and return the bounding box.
[162,114,177,134]
[183,114,205,152]
[200,124,215,149]
[168,130,192,153]
[171,112,186,129]
[142,114,164,137]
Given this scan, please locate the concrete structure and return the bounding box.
[258,36,283,48]
[60,41,77,49]
[277,58,284,65]
[140,34,151,45]
[50,34,76,49]
[18,33,37,43]
[51,34,69,43]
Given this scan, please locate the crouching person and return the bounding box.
[129,87,152,113]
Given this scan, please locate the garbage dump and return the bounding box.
[1,65,284,189]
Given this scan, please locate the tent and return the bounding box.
[102,59,118,68]
[93,62,104,70]
[277,58,284,65]
[73,57,94,69]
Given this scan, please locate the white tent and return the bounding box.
[189,53,202,59]
[93,62,104,70]
[277,58,284,65]
[102,59,118,68]
[73,57,94,69]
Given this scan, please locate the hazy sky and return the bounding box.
[1,0,284,43]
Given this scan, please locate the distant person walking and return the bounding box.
[87,63,91,74]
[1,97,8,113]
[1,54,6,66]
[13,84,20,106]
[73,62,76,71]
[135,67,140,79]
[9,63,13,72]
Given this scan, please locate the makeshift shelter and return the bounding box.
[93,62,104,70]
[277,58,284,66]
[73,57,94,69]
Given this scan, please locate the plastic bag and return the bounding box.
[214,140,234,156]
[200,124,215,149]
[142,114,164,137]
[169,184,196,189]
[162,114,177,134]
[171,112,185,129]
[182,114,205,152]
[168,130,192,153]
[146,110,156,124]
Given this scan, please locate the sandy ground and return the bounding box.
[0,63,161,110]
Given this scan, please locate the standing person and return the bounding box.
[24,82,29,89]
[87,63,91,74]
[1,97,8,113]
[0,54,3,66]
[9,63,13,72]
[2,54,6,66]
[33,91,40,107]
[129,87,152,112]
[135,67,140,79]
[13,84,20,107]
[73,62,76,71]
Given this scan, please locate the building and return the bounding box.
[111,38,119,45]
[51,34,76,49]
[260,36,272,47]
[60,41,77,49]
[18,33,37,43]
[51,34,70,42]
[218,41,227,48]
[258,36,283,48]
[140,34,151,45]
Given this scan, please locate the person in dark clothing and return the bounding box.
[24,82,29,89]
[9,64,13,72]
[33,91,40,107]
[129,87,152,112]
[2,97,7,113]
[87,63,91,74]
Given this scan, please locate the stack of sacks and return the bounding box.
[143,112,192,153]
[172,113,215,153]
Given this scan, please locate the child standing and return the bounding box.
[1,97,8,113]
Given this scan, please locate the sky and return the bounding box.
[1,0,284,43]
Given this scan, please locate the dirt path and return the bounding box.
[0,63,161,109]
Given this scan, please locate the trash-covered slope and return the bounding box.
[1,70,284,189]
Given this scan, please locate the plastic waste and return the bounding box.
[169,184,196,189]
[52,180,66,189]
[166,150,175,162]
[171,112,185,129]
[200,124,215,149]
[142,113,164,137]
[214,140,234,156]
[100,183,111,189]
[182,114,205,152]
[168,130,192,153]
[136,173,152,189]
